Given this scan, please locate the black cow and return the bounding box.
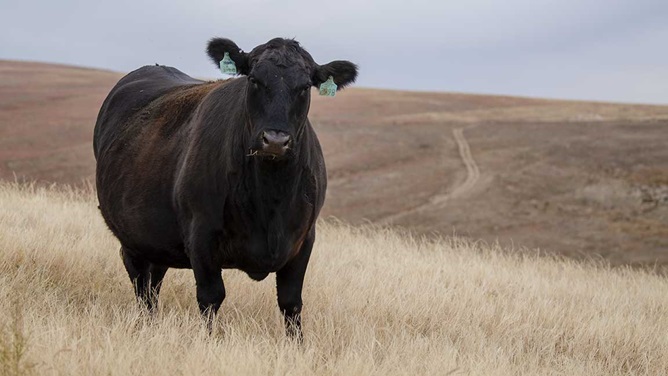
[93,37,357,338]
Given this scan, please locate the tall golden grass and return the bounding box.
[0,182,667,375]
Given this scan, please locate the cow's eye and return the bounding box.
[249,76,263,88]
[301,85,310,94]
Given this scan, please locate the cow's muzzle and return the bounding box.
[259,130,291,157]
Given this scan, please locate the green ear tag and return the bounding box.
[219,52,237,75]
[319,76,337,97]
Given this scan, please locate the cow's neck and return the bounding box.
[244,158,304,226]
[248,157,302,194]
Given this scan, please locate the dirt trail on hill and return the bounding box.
[431,126,480,205]
[380,125,481,224]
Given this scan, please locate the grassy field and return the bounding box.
[0,182,667,375]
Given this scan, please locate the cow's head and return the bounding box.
[207,37,357,159]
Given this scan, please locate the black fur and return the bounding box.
[94,37,358,339]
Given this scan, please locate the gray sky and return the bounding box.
[2,0,667,104]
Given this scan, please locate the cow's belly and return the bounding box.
[219,229,296,273]
[97,167,188,267]
[220,205,312,274]
[100,195,188,265]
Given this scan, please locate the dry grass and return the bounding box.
[0,182,667,375]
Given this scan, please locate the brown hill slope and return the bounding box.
[1,60,667,267]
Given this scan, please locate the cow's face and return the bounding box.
[207,37,357,159]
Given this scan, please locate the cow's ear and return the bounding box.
[207,38,250,75]
[314,60,358,90]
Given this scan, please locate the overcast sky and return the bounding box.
[2,0,667,104]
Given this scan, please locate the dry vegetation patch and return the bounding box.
[0,182,667,375]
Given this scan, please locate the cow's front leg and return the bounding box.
[188,228,225,331]
[276,228,314,341]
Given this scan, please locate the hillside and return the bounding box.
[1,60,668,267]
[1,182,667,375]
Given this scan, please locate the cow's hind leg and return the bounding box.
[121,246,169,312]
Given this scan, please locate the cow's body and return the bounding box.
[95,65,325,273]
[94,37,356,338]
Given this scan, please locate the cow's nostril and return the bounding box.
[261,130,291,156]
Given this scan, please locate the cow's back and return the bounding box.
[94,65,204,159]
[94,65,223,265]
